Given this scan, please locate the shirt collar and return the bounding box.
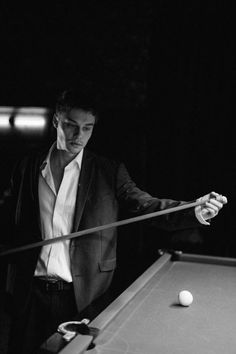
[40,142,84,174]
[66,148,83,171]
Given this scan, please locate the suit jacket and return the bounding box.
[1,147,200,316]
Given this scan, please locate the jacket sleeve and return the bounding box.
[0,188,14,246]
[0,159,24,245]
[116,162,201,231]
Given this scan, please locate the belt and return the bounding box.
[33,277,73,292]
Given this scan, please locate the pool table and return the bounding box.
[40,250,236,354]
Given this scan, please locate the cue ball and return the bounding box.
[178,290,193,306]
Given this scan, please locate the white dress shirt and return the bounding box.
[34,144,83,282]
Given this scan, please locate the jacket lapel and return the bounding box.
[72,149,95,231]
[31,149,49,239]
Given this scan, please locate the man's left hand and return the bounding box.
[195,191,228,224]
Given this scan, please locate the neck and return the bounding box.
[51,148,77,170]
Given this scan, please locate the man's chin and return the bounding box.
[68,144,83,154]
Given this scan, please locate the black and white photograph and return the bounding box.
[0,2,235,353]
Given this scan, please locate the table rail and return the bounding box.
[59,252,173,354]
[175,252,236,267]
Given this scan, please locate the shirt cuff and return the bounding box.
[195,205,210,225]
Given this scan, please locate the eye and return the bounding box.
[63,122,76,129]
[83,126,93,132]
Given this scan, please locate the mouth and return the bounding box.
[70,141,83,147]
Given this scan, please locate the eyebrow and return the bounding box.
[66,118,95,126]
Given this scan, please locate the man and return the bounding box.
[1,89,227,353]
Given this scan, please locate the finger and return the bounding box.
[205,206,220,215]
[209,191,220,199]
[215,195,227,204]
[203,204,219,215]
[208,199,223,209]
[205,202,220,214]
[202,207,217,218]
[210,193,227,204]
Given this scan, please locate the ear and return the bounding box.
[53,114,59,128]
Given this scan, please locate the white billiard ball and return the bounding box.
[178,290,193,307]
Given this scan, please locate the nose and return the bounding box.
[73,126,83,138]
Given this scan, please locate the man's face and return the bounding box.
[54,108,96,155]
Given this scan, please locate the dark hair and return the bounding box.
[55,87,99,122]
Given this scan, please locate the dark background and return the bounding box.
[0,0,236,284]
[0,1,236,351]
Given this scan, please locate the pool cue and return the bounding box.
[0,199,207,257]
